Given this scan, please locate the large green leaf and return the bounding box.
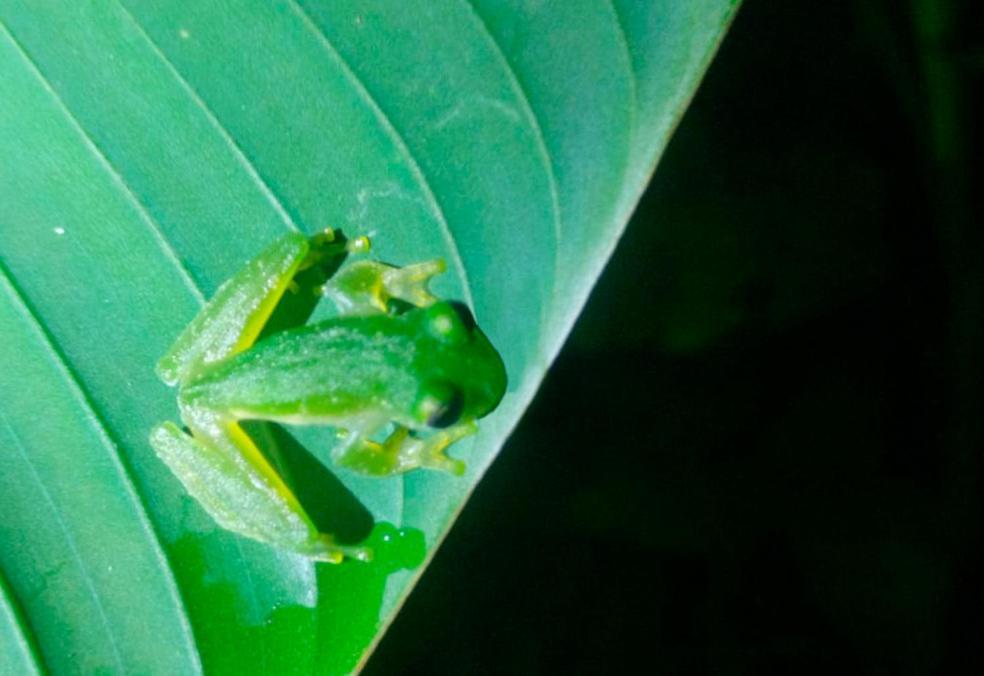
[0,1,738,672]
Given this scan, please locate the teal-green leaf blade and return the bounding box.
[0,1,739,672]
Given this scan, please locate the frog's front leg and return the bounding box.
[150,408,370,562]
[321,258,447,316]
[334,422,477,476]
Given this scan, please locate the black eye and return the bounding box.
[427,388,464,428]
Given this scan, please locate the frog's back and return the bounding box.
[179,314,420,420]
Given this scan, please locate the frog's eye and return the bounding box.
[425,301,475,345]
[416,381,464,428]
[427,389,463,428]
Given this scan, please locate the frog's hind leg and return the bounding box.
[157,231,362,386]
[321,258,447,316]
[149,418,369,563]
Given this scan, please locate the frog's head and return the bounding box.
[409,301,507,429]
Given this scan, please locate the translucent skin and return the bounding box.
[149,231,507,562]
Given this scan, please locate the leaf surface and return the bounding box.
[0,1,738,672]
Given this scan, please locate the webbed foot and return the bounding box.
[321,253,446,316]
[334,422,476,476]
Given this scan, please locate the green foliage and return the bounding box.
[0,1,737,672]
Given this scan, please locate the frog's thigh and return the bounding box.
[149,421,316,551]
[156,233,312,385]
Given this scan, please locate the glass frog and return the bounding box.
[149,231,507,563]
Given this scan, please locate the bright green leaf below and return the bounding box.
[0,1,738,673]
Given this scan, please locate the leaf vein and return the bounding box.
[0,567,45,676]
[0,19,206,306]
[0,261,202,674]
[287,0,475,310]
[0,414,126,673]
[604,0,639,202]
[457,0,563,258]
[114,0,300,236]
[606,0,639,117]
[455,0,563,358]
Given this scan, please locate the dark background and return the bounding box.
[368,1,983,673]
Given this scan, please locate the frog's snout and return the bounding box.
[473,330,507,419]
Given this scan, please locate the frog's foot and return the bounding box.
[335,422,476,476]
[383,259,447,307]
[405,421,477,475]
[321,258,446,316]
[301,535,373,564]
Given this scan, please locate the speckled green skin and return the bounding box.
[180,304,505,430]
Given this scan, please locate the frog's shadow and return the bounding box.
[258,234,345,338]
[243,236,374,544]
[244,421,373,543]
